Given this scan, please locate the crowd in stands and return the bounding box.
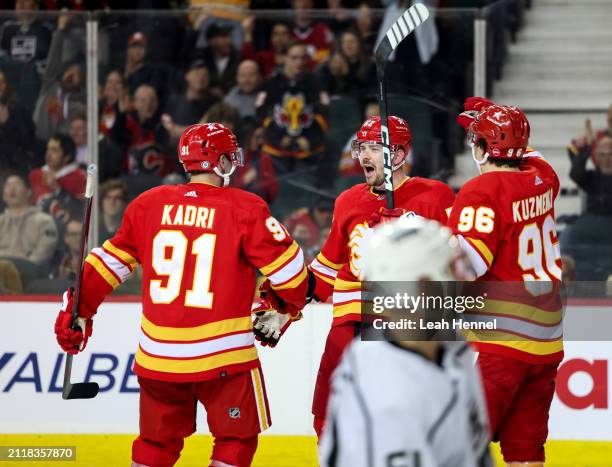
[0,0,527,294]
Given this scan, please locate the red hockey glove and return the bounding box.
[54,288,93,355]
[258,279,302,319]
[368,207,405,228]
[252,298,301,348]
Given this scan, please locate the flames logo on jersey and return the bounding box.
[273,93,313,136]
[348,222,374,280]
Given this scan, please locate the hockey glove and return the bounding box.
[54,287,93,355]
[258,278,302,319]
[367,207,405,228]
[252,298,301,347]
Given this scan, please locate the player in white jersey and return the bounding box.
[319,218,492,467]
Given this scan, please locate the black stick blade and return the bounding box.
[62,382,100,400]
[375,3,430,61]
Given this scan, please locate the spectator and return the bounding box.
[68,113,87,165]
[54,217,82,281]
[353,2,378,56]
[232,118,279,203]
[99,69,129,137]
[110,84,173,188]
[33,13,86,141]
[569,105,612,161]
[292,0,334,65]
[224,60,263,119]
[241,18,292,79]
[569,135,612,216]
[189,9,244,51]
[195,22,241,96]
[123,32,167,103]
[0,69,37,171]
[283,197,333,262]
[256,42,329,177]
[201,101,240,132]
[0,173,58,275]
[0,0,52,74]
[326,0,352,36]
[317,29,376,97]
[29,133,85,225]
[98,178,128,243]
[161,59,218,141]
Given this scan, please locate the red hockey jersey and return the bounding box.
[448,150,563,363]
[310,177,455,326]
[78,182,308,382]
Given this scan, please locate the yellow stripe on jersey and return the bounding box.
[103,240,138,269]
[466,331,563,356]
[251,368,269,430]
[271,267,307,291]
[483,299,562,325]
[85,254,120,289]
[259,241,299,276]
[334,278,361,291]
[466,237,494,266]
[311,268,335,285]
[316,253,344,271]
[141,315,252,342]
[333,301,362,319]
[135,346,258,374]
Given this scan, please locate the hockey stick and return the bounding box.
[374,3,430,208]
[62,164,100,400]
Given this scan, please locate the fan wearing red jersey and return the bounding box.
[450,99,563,467]
[306,115,456,438]
[54,123,308,467]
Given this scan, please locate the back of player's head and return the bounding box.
[468,105,530,161]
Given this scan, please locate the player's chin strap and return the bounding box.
[213,166,236,187]
[471,145,489,174]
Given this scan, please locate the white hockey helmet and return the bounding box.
[362,217,474,282]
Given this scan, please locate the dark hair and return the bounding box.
[477,139,523,168]
[99,178,129,203]
[50,133,77,163]
[202,102,240,130]
[2,171,30,190]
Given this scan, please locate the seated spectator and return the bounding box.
[569,105,612,160]
[353,2,378,56]
[53,217,82,281]
[224,60,263,119]
[33,12,86,141]
[99,70,128,138]
[0,0,52,75]
[283,197,334,262]
[241,18,291,79]
[29,134,85,225]
[0,173,58,281]
[190,10,244,51]
[123,32,167,103]
[0,69,37,171]
[194,22,241,96]
[99,178,128,243]
[292,0,334,65]
[161,60,218,141]
[317,29,376,97]
[110,84,173,191]
[326,0,353,36]
[561,135,612,280]
[256,42,329,177]
[569,135,612,216]
[68,113,87,165]
[232,119,279,204]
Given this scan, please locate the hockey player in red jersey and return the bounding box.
[54,123,308,467]
[306,115,455,437]
[449,98,563,466]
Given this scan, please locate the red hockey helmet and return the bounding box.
[178,123,244,174]
[351,115,412,159]
[468,105,530,159]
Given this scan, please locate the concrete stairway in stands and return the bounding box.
[451,0,612,218]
